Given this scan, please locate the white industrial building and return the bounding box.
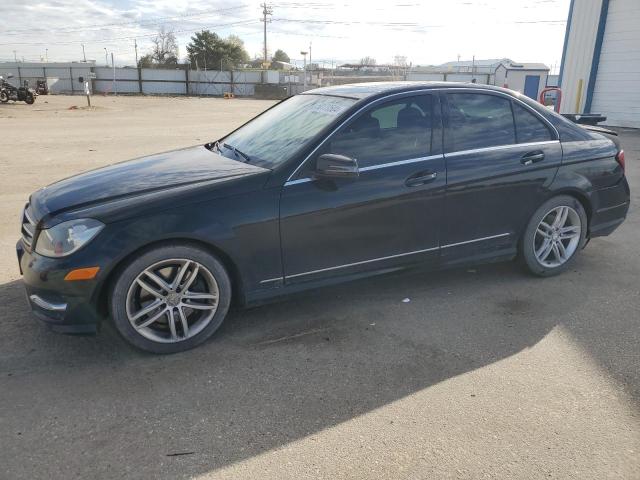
[559,0,640,128]
[494,62,550,100]
[407,59,551,94]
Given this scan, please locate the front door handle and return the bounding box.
[521,151,545,166]
[405,171,438,187]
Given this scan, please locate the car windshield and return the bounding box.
[219,94,356,169]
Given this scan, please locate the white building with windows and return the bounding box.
[559,0,640,128]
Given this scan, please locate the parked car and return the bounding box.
[17,82,630,353]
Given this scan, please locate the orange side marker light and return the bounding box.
[64,266,100,281]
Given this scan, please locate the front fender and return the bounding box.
[85,187,282,309]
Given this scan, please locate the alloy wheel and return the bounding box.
[125,258,219,343]
[533,206,581,268]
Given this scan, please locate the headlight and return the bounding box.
[35,218,104,257]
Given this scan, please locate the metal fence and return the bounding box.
[0,62,93,94]
[1,61,497,98]
[406,72,493,84]
[93,67,281,96]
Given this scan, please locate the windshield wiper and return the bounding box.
[223,143,251,163]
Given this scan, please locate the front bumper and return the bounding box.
[17,241,102,334]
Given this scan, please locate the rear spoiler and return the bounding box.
[561,113,607,126]
[560,113,618,137]
[578,124,619,137]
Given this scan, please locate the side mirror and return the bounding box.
[315,154,359,179]
[7,74,14,79]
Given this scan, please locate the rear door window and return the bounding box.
[446,93,516,152]
[512,102,554,143]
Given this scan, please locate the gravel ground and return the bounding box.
[0,95,638,480]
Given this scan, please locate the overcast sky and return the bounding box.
[0,0,569,71]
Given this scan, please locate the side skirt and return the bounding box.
[242,247,518,308]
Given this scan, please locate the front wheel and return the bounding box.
[521,195,588,277]
[109,244,232,354]
[0,91,8,103]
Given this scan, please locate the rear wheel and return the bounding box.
[0,91,8,103]
[521,195,587,277]
[25,93,35,105]
[109,244,231,353]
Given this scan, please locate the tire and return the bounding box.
[109,244,232,354]
[25,93,35,105]
[521,195,588,277]
[0,91,8,103]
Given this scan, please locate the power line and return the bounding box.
[272,18,433,27]
[0,19,260,46]
[0,5,250,36]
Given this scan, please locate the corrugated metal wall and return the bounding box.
[590,0,640,128]
[405,72,492,83]
[559,0,603,114]
[0,62,93,94]
[92,68,275,96]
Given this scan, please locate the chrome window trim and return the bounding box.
[284,86,559,184]
[359,154,443,172]
[283,153,444,187]
[444,140,560,159]
[269,232,511,282]
[283,139,559,187]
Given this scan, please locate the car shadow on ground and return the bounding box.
[1,248,638,479]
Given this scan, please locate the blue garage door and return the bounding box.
[524,75,540,100]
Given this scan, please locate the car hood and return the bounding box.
[30,146,269,218]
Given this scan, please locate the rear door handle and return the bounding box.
[405,171,437,187]
[521,151,545,166]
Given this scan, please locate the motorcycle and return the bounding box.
[0,74,37,105]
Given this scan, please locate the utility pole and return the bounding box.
[134,39,139,67]
[82,44,86,62]
[111,52,116,96]
[104,47,108,67]
[309,41,312,68]
[45,49,48,63]
[13,50,17,62]
[261,3,273,68]
[300,51,308,88]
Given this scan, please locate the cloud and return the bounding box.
[0,0,569,69]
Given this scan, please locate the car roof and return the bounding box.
[301,81,514,100]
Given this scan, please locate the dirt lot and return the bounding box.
[0,95,639,480]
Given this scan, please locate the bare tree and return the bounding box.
[359,56,377,66]
[149,27,179,66]
[393,55,408,67]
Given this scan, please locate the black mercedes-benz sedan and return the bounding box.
[17,82,630,353]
